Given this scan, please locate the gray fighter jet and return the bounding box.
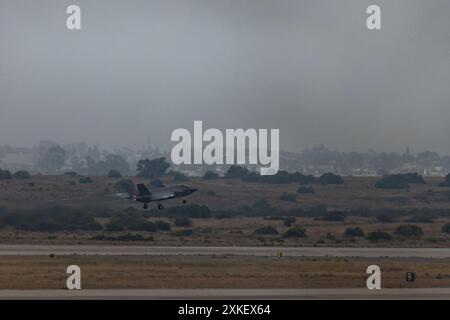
[117,184,197,210]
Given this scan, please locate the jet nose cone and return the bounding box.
[190,188,198,193]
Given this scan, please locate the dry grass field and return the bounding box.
[0,175,450,247]
[0,175,449,290]
[1,175,450,212]
[0,255,449,290]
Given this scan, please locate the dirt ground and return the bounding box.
[0,255,449,290]
[1,175,450,212]
[0,176,450,246]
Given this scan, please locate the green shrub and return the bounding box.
[0,169,12,180]
[79,177,93,184]
[376,213,395,223]
[283,216,296,227]
[254,226,279,235]
[114,179,135,193]
[174,216,192,227]
[375,173,425,189]
[319,211,347,222]
[395,224,424,238]
[166,204,212,218]
[154,220,171,231]
[225,166,250,179]
[116,233,145,241]
[279,192,297,202]
[241,172,261,182]
[107,170,122,178]
[406,214,435,223]
[173,172,189,182]
[0,206,102,232]
[174,229,193,237]
[297,186,315,194]
[440,174,450,187]
[367,230,393,241]
[206,190,216,197]
[318,173,344,185]
[442,223,450,234]
[283,227,307,238]
[344,227,365,237]
[13,171,31,179]
[203,170,220,180]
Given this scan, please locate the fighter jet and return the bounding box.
[116,184,197,210]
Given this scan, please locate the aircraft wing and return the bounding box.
[150,190,175,201]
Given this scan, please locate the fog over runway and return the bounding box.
[1,245,450,258]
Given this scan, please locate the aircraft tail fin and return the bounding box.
[137,184,151,196]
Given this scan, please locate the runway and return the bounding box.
[0,288,449,299]
[0,245,449,258]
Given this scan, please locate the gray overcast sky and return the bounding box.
[1,0,449,153]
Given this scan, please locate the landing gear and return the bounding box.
[143,204,148,209]
[182,199,187,204]
[158,203,164,210]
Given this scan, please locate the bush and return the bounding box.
[344,227,365,237]
[318,173,344,185]
[203,170,220,180]
[279,192,297,202]
[319,211,347,222]
[261,171,293,184]
[173,172,189,182]
[92,233,153,242]
[442,223,450,234]
[0,206,102,232]
[154,220,171,231]
[376,213,395,223]
[107,212,157,232]
[114,179,135,193]
[283,216,296,227]
[174,216,192,227]
[283,227,307,238]
[137,158,170,179]
[241,172,261,182]
[297,186,315,194]
[254,226,279,235]
[174,229,193,237]
[225,166,250,179]
[166,204,212,218]
[13,171,31,179]
[107,170,122,178]
[79,177,93,184]
[116,233,145,241]
[150,179,165,188]
[440,174,450,187]
[0,169,12,180]
[106,221,125,232]
[64,171,78,177]
[129,221,157,232]
[375,173,425,189]
[367,231,393,241]
[206,190,216,197]
[395,225,424,238]
[406,214,435,223]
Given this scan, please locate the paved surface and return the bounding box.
[0,288,449,300]
[0,245,449,258]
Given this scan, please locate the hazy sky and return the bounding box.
[1,0,449,153]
